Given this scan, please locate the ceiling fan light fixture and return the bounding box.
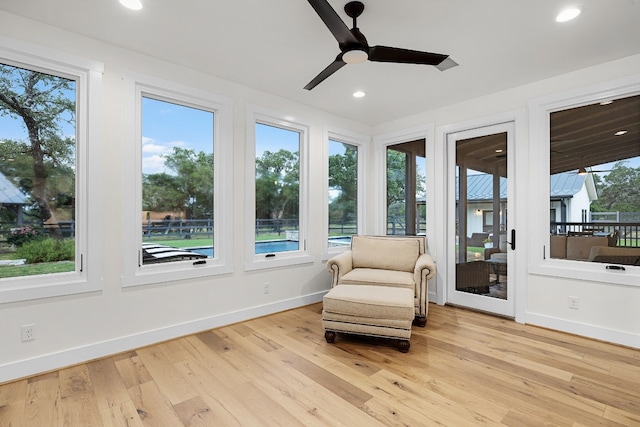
[342,49,368,64]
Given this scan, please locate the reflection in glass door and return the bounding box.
[448,123,515,317]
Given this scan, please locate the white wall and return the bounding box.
[373,53,640,349]
[0,11,371,383]
[1,11,639,383]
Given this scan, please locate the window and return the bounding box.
[529,75,640,286]
[123,75,233,287]
[548,94,640,262]
[328,139,358,248]
[0,63,76,277]
[0,38,102,302]
[386,139,426,235]
[254,123,300,254]
[141,96,214,263]
[245,108,311,270]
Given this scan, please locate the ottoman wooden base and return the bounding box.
[322,284,414,352]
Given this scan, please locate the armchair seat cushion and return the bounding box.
[340,268,414,289]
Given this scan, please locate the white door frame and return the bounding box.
[440,111,527,320]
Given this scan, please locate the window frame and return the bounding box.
[122,73,234,287]
[528,74,640,287]
[244,106,313,271]
[0,36,103,303]
[323,127,367,258]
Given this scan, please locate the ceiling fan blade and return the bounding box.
[369,45,448,65]
[304,57,346,90]
[307,0,359,45]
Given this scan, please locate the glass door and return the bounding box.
[447,122,515,317]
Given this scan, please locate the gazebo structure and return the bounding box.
[0,171,27,228]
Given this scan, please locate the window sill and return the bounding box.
[531,258,640,288]
[122,261,233,288]
[244,253,315,272]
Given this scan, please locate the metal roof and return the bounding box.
[0,172,27,204]
[549,172,588,198]
[458,172,586,201]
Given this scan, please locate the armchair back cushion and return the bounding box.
[351,235,421,273]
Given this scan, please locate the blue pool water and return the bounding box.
[188,236,351,257]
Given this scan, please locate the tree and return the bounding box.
[0,64,75,231]
[255,149,299,221]
[328,143,357,225]
[142,147,214,217]
[591,161,640,212]
[387,149,407,211]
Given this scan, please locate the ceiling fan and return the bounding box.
[574,166,612,175]
[304,0,456,90]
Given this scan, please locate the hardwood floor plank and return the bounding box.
[173,358,270,426]
[172,395,218,427]
[135,345,198,405]
[113,352,153,390]
[1,302,639,426]
[24,373,61,426]
[59,365,102,426]
[98,399,144,427]
[127,381,183,426]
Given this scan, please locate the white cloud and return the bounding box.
[142,155,169,174]
[141,137,187,174]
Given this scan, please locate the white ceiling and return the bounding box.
[1,0,640,125]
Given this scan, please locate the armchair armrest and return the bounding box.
[414,253,436,319]
[326,251,354,288]
[414,252,436,282]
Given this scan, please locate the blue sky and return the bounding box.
[255,123,299,158]
[141,97,213,175]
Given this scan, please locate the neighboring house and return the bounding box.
[549,171,598,226]
[0,171,27,226]
[460,172,596,234]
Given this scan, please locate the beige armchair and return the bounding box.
[326,235,436,326]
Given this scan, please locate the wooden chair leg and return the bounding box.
[413,316,427,327]
[324,331,336,343]
[398,340,410,353]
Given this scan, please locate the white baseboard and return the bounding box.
[524,312,640,349]
[0,291,327,384]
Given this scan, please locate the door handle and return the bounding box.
[506,229,516,250]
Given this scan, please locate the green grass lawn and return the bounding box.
[0,261,75,278]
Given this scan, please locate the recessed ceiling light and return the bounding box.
[600,100,613,106]
[495,149,503,153]
[615,130,628,136]
[119,0,142,10]
[556,8,581,22]
[353,91,366,98]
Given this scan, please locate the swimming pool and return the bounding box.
[188,236,351,257]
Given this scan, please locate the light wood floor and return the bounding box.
[1,303,639,426]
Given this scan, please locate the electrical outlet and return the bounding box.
[21,324,35,342]
[263,282,270,294]
[569,296,579,310]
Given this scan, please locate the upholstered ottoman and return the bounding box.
[322,284,414,352]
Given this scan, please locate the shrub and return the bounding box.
[15,238,74,264]
[7,226,45,247]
